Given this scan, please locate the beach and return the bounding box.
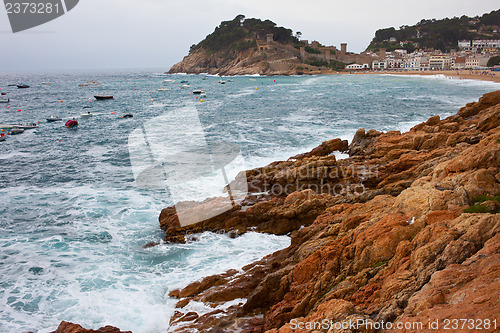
[349,69,500,83]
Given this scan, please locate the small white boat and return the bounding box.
[0,124,14,130]
[41,82,52,85]
[163,79,175,83]
[10,128,24,135]
[47,116,62,122]
[0,98,9,103]
[219,80,226,84]
[181,84,190,88]
[80,112,93,118]
[158,87,170,91]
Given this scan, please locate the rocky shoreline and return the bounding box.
[54,91,500,332]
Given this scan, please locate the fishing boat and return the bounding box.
[192,89,204,95]
[15,123,38,130]
[10,128,24,135]
[80,112,93,118]
[47,116,62,122]
[94,95,114,100]
[1,92,6,95]
[123,113,133,118]
[0,133,5,142]
[65,119,78,128]
[0,98,9,103]
[17,84,30,88]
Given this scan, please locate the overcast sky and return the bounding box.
[0,0,498,72]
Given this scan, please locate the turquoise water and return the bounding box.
[0,72,498,332]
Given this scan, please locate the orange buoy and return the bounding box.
[60,100,63,103]
[112,112,115,114]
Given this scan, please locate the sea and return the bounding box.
[0,71,498,333]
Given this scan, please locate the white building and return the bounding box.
[429,55,453,69]
[472,39,500,49]
[345,64,364,70]
[372,60,388,70]
[458,40,471,49]
[404,57,421,70]
[465,57,480,69]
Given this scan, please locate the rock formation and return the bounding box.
[163,90,500,332]
[54,90,500,332]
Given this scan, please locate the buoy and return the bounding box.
[112,112,115,114]
[1,129,4,132]
[255,87,258,90]
[18,109,21,112]
[121,116,123,118]
[200,99,203,103]
[7,106,10,108]
[60,100,63,103]
[59,139,62,142]
[151,99,154,102]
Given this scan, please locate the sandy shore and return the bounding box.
[348,69,500,83]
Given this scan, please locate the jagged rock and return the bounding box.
[160,90,500,333]
[54,321,131,333]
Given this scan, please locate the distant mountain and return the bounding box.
[367,9,500,52]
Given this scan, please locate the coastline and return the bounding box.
[343,69,500,83]
[157,90,500,332]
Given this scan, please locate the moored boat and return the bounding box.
[123,113,133,118]
[0,133,5,141]
[0,98,9,103]
[80,112,93,118]
[47,116,62,122]
[17,84,30,88]
[65,119,79,128]
[192,89,204,95]
[15,124,38,130]
[94,95,114,100]
[10,128,25,135]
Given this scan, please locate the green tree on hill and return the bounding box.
[193,15,298,53]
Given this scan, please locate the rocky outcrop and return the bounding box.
[52,321,131,333]
[168,47,330,76]
[55,90,500,332]
[163,90,500,332]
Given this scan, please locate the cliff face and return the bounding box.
[168,47,303,76]
[162,91,500,332]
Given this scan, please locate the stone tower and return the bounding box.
[341,43,347,54]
